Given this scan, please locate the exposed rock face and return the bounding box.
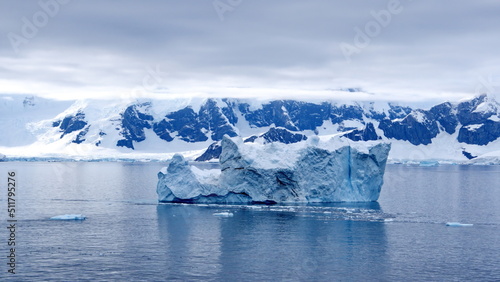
[117,103,153,149]
[157,136,391,204]
[343,123,378,141]
[458,121,500,145]
[152,99,237,144]
[194,142,222,162]
[195,127,308,161]
[54,111,88,139]
[260,127,308,144]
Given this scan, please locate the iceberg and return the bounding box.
[157,136,391,204]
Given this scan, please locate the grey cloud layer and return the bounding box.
[1,0,499,102]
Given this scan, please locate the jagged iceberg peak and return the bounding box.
[157,135,391,204]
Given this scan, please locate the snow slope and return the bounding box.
[0,94,499,163]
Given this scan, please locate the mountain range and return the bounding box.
[0,94,499,163]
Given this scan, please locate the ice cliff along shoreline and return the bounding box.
[157,136,391,203]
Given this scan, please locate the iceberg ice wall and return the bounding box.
[157,136,391,203]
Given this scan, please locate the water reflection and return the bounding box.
[157,203,388,280]
[157,205,223,280]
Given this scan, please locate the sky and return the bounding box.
[1,0,500,104]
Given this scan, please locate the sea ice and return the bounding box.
[419,160,439,167]
[50,214,87,220]
[213,212,234,217]
[446,222,473,227]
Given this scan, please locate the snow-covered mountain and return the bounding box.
[1,94,499,163]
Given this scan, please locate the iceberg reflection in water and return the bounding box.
[156,202,389,281]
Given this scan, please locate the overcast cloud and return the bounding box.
[1,0,499,104]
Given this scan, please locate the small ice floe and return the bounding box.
[446,222,473,227]
[213,212,234,217]
[50,214,87,221]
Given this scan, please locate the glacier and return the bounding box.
[157,136,391,203]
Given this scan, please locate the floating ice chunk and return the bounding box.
[213,212,234,217]
[50,214,86,220]
[446,222,473,227]
[157,136,391,203]
[419,160,439,167]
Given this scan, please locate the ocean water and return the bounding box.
[0,163,499,281]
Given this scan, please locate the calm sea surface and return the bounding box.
[0,163,499,281]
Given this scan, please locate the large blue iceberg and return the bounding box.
[157,136,391,203]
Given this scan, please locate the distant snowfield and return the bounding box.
[388,134,500,165]
[1,94,500,164]
[0,95,210,161]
